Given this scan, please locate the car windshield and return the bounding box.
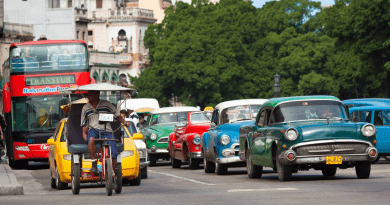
[190,112,210,124]
[221,105,261,124]
[204,111,213,121]
[10,43,88,73]
[270,100,348,124]
[150,112,189,125]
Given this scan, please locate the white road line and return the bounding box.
[149,170,216,186]
[227,188,299,193]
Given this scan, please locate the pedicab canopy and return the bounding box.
[60,83,137,151]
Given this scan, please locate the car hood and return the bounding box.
[291,120,363,141]
[150,123,176,136]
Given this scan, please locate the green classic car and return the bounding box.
[239,96,378,181]
[141,106,200,166]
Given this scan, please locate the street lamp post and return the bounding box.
[273,73,281,98]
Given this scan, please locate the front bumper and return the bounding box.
[216,156,244,164]
[278,139,378,165]
[140,158,150,169]
[148,148,169,154]
[187,151,202,158]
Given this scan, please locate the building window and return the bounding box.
[77,31,79,40]
[82,31,85,41]
[68,0,72,8]
[88,30,93,36]
[96,0,102,8]
[48,0,60,8]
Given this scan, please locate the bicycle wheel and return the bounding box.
[115,163,122,194]
[71,159,80,195]
[105,158,113,196]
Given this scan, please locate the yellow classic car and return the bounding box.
[47,118,142,190]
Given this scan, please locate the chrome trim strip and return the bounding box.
[289,139,373,150]
[216,156,244,164]
[334,148,355,152]
[147,149,169,154]
[295,153,367,158]
[188,152,202,158]
[308,150,332,153]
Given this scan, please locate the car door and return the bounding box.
[49,120,62,175]
[373,110,390,154]
[208,109,219,160]
[250,109,269,165]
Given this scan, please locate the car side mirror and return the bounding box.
[47,138,55,145]
[132,133,143,140]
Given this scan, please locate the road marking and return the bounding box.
[227,188,299,192]
[149,170,216,186]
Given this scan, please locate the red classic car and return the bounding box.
[168,111,211,169]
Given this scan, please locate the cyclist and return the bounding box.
[81,90,130,174]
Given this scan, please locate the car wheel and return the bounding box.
[321,166,337,177]
[141,166,148,179]
[276,154,293,181]
[203,155,215,173]
[189,157,200,169]
[371,155,381,164]
[50,170,56,189]
[149,155,157,167]
[355,161,371,179]
[246,148,262,178]
[129,169,141,186]
[215,162,228,175]
[56,166,68,190]
[171,157,181,168]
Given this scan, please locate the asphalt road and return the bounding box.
[2,159,390,205]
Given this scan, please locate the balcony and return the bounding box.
[3,22,34,37]
[109,7,154,19]
[75,8,90,22]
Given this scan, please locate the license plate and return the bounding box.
[99,114,114,122]
[326,156,342,164]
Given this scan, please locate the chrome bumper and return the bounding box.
[140,160,150,168]
[216,156,244,164]
[278,139,378,165]
[147,149,169,154]
[187,151,202,158]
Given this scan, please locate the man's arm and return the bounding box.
[116,115,130,127]
[82,127,88,141]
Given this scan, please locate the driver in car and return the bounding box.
[81,90,130,174]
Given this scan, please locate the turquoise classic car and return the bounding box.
[141,106,200,166]
[201,99,268,175]
[239,96,378,181]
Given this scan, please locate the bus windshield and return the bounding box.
[10,43,88,73]
[12,96,75,132]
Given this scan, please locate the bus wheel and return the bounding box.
[9,160,28,169]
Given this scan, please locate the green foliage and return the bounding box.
[132,0,390,107]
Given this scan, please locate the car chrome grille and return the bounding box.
[294,143,368,156]
[232,143,240,156]
[157,137,169,144]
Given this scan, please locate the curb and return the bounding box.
[0,158,24,196]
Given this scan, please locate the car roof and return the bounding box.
[118,98,159,111]
[215,99,268,111]
[262,95,341,108]
[349,106,390,111]
[150,106,200,114]
[343,98,390,107]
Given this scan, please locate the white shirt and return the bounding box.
[81,100,120,132]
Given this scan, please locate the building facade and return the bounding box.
[4,0,90,41]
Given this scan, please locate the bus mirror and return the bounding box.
[132,133,143,140]
[47,138,55,145]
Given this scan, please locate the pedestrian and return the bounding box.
[0,114,6,157]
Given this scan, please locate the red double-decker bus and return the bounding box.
[2,40,91,168]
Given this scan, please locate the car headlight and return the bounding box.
[284,128,298,141]
[220,135,230,146]
[362,124,376,137]
[193,134,201,145]
[150,133,157,141]
[138,149,146,158]
[122,150,134,158]
[63,154,71,161]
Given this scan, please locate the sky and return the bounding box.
[172,0,336,8]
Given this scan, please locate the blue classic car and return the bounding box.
[344,99,390,162]
[201,99,268,175]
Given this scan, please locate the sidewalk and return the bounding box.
[0,157,24,195]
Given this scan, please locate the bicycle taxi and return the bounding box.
[60,83,139,196]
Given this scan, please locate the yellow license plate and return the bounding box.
[326,156,342,164]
